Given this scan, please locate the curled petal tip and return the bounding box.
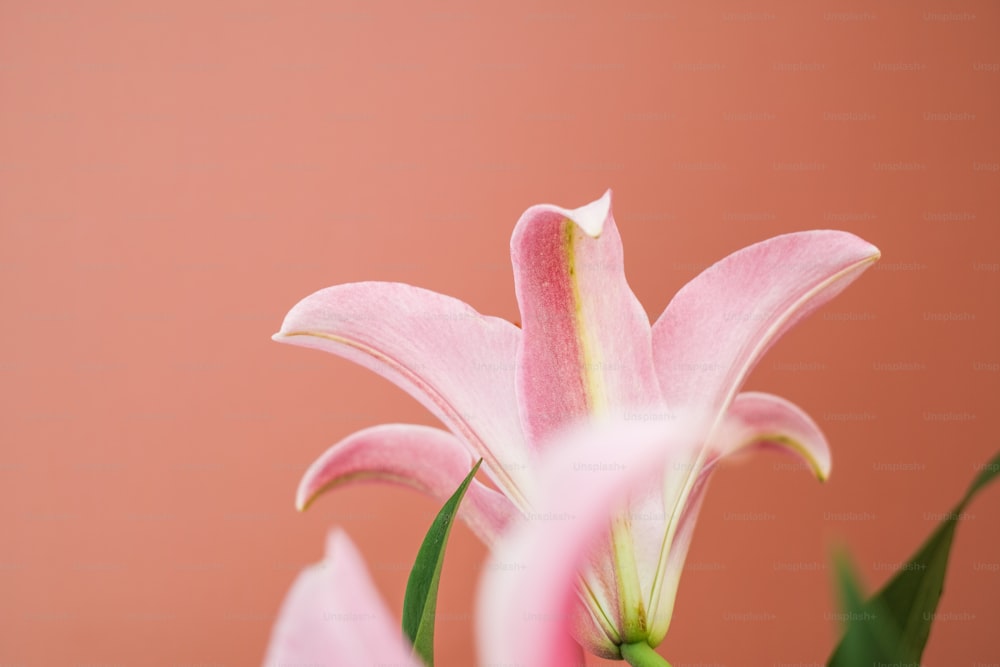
[295,473,335,512]
[294,488,312,512]
[296,465,333,513]
[717,392,833,485]
[514,190,614,240]
[808,454,832,483]
[842,233,880,263]
[815,456,832,482]
[569,189,614,238]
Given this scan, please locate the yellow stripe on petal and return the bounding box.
[564,219,608,416]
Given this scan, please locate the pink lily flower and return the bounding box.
[265,419,711,667]
[273,191,880,657]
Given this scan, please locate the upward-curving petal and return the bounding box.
[706,391,831,480]
[651,231,880,424]
[476,417,702,666]
[510,190,664,448]
[262,529,420,667]
[296,424,517,546]
[275,282,533,508]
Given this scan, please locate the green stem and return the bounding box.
[620,642,672,667]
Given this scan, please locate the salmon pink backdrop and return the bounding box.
[1,1,998,665]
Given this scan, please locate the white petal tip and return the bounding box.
[842,234,881,264]
[861,241,881,262]
[569,190,613,238]
[296,477,321,512]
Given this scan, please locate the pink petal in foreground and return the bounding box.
[511,190,664,448]
[297,424,517,546]
[274,281,534,508]
[263,530,420,667]
[477,418,702,666]
[651,231,880,423]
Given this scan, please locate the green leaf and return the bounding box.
[828,451,1000,666]
[402,459,482,667]
[830,551,901,665]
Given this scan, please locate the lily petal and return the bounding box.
[275,281,534,508]
[511,190,664,447]
[651,231,880,423]
[708,391,831,480]
[645,392,831,643]
[296,424,517,546]
[644,471,710,647]
[263,529,420,667]
[476,417,702,665]
[642,232,876,615]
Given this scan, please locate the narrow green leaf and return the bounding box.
[830,550,901,666]
[828,451,1000,666]
[402,459,482,667]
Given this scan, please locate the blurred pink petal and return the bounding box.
[477,418,703,665]
[263,530,421,667]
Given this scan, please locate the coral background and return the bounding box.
[1,1,998,665]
